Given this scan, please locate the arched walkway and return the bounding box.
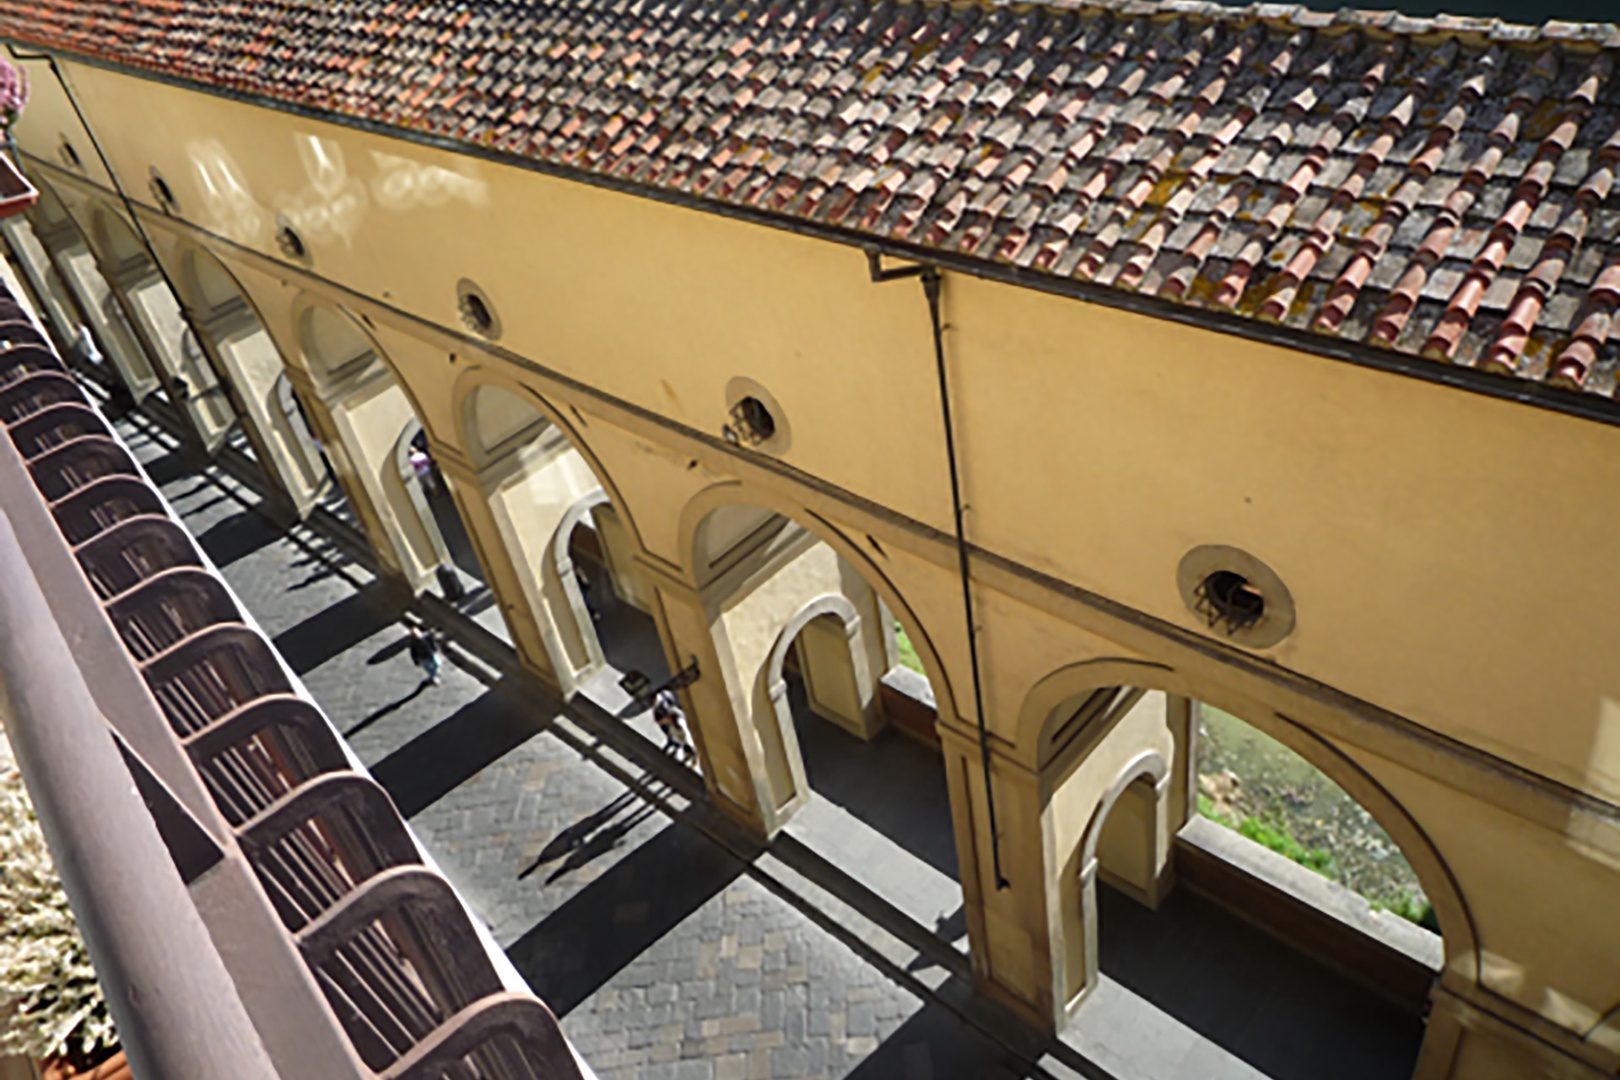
[1022,661,1474,1080]
[174,246,329,508]
[88,213,237,450]
[676,488,966,944]
[15,180,161,402]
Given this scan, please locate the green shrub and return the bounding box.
[893,621,924,674]
[1236,816,1337,877]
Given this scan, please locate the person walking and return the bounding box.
[651,688,693,761]
[408,625,443,685]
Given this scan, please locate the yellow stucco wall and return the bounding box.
[10,48,1620,1076]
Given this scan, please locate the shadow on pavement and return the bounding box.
[506,822,743,1017]
[369,679,549,818]
[344,680,431,738]
[790,679,960,880]
[519,787,668,882]
[270,583,400,675]
[1094,885,1424,1080]
[191,506,282,569]
[843,1003,1036,1080]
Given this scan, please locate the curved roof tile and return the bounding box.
[6,0,1620,396]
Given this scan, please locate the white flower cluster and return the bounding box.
[0,752,115,1064]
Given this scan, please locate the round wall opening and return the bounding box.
[149,170,177,212]
[722,377,791,455]
[455,279,501,339]
[275,223,306,260]
[731,396,776,444]
[1198,570,1265,631]
[1175,545,1295,650]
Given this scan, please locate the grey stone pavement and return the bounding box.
[100,392,1426,1080]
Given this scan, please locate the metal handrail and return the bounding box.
[0,284,584,1080]
[0,498,281,1080]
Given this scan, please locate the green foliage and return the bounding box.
[1235,815,1338,876]
[1378,893,1441,933]
[0,762,116,1064]
[892,620,925,675]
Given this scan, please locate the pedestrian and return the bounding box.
[408,445,437,494]
[407,625,443,685]
[575,564,601,622]
[651,688,693,761]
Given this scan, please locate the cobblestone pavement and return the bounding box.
[111,410,1038,1080]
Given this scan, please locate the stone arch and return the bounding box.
[28,175,75,233]
[288,294,447,589]
[21,181,162,401]
[1022,658,1480,1007]
[450,367,646,554]
[751,594,876,820]
[676,479,957,730]
[1067,749,1174,1013]
[292,293,389,389]
[88,208,151,271]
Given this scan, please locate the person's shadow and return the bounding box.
[344,680,430,737]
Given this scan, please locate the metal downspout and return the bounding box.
[920,266,1010,891]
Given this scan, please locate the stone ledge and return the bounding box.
[1175,815,1443,1013]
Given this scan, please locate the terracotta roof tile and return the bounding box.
[9,0,1620,397]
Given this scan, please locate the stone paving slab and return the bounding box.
[111,412,1043,1080]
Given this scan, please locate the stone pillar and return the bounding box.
[636,555,782,832]
[279,364,415,587]
[938,723,1062,1033]
[429,440,585,696]
[36,225,160,398]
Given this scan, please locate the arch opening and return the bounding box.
[11,179,163,403]
[1042,677,1455,1080]
[452,381,652,695]
[685,496,965,948]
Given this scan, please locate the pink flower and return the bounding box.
[0,59,28,128]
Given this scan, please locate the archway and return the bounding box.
[89,213,237,451]
[170,245,336,505]
[0,214,85,353]
[291,299,461,596]
[682,492,965,945]
[17,179,161,401]
[452,377,651,696]
[1028,663,1472,1080]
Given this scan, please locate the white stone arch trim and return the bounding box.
[762,593,872,718]
[541,487,611,685]
[1021,657,1481,994]
[1077,748,1171,873]
[287,290,393,395]
[1064,749,1173,1017]
[675,478,958,731]
[449,364,649,556]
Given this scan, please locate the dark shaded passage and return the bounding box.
[193,493,282,568]
[1095,885,1425,1080]
[506,822,744,1017]
[790,678,959,880]
[844,1004,1035,1080]
[269,582,399,675]
[370,679,549,818]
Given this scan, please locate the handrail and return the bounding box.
[0,278,587,1079]
[0,506,281,1080]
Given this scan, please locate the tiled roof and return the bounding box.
[7,1,1620,397]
